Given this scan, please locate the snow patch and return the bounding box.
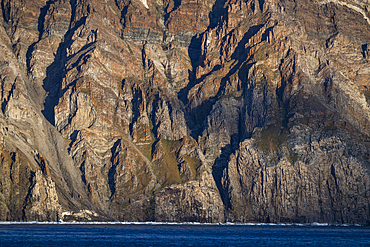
[140,0,149,9]
[320,0,370,26]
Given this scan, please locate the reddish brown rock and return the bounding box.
[1,0,370,224]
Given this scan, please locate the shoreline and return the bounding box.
[0,221,364,227]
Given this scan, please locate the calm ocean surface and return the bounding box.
[0,223,369,246]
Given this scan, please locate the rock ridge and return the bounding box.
[0,0,370,224]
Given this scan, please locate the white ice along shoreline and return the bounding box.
[0,221,363,227]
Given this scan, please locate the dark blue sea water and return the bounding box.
[0,223,369,246]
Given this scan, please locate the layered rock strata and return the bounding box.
[0,0,370,224]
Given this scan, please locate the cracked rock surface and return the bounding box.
[0,0,370,224]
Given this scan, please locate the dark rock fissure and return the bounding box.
[41,0,87,125]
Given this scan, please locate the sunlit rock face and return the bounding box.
[0,0,370,224]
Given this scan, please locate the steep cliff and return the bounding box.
[0,0,370,224]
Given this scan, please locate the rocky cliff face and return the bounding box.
[0,0,370,224]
